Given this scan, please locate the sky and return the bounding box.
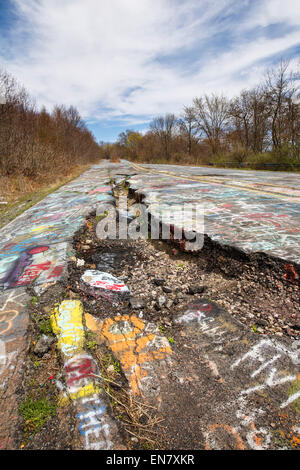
[0,0,300,142]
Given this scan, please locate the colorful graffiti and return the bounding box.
[0,288,29,449]
[128,165,300,264]
[86,313,172,397]
[0,164,114,293]
[51,300,122,449]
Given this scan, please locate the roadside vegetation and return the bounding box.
[0,68,108,224]
[105,60,300,171]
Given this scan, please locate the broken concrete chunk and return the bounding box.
[34,334,55,356]
[81,270,130,301]
[129,297,145,310]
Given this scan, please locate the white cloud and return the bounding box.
[1,0,300,130]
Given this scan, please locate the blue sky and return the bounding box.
[1,0,300,142]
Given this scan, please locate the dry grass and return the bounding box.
[94,348,163,450]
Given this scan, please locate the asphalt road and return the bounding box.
[0,161,299,450]
[128,161,300,264]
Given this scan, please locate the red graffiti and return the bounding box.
[199,303,213,313]
[65,358,95,386]
[15,261,51,286]
[47,266,63,279]
[92,281,125,291]
[28,246,49,255]
[283,264,299,283]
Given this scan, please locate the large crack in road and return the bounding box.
[0,161,299,450]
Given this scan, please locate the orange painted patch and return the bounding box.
[85,313,172,396]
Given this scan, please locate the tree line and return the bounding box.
[107,60,300,170]
[0,69,102,182]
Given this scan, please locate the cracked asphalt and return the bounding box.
[0,160,299,450]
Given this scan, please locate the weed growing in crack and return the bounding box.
[19,396,57,436]
[85,330,97,351]
[102,353,121,373]
[30,296,39,305]
[167,337,175,344]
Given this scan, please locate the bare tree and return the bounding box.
[193,94,229,154]
[264,60,299,149]
[150,114,177,160]
[178,106,199,155]
[229,87,269,153]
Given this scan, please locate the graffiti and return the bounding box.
[204,423,245,450]
[59,353,101,405]
[283,264,299,283]
[0,246,49,289]
[65,355,96,386]
[177,299,300,450]
[88,186,112,195]
[0,290,26,336]
[77,395,112,450]
[0,164,114,294]
[50,300,120,449]
[50,300,85,357]
[231,339,300,409]
[128,167,300,263]
[86,314,172,397]
[81,270,130,302]
[176,301,219,324]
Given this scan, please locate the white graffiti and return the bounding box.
[231,338,300,408]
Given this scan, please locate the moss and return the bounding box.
[19,396,57,435]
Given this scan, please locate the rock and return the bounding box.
[158,295,166,307]
[82,245,92,250]
[188,285,205,295]
[129,297,145,310]
[162,286,172,293]
[256,318,268,327]
[76,258,85,267]
[154,278,165,286]
[291,321,300,331]
[34,335,55,357]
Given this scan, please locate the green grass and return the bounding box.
[19,396,57,435]
[85,331,98,351]
[38,318,53,336]
[103,353,121,373]
[30,296,39,305]
[167,337,175,344]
